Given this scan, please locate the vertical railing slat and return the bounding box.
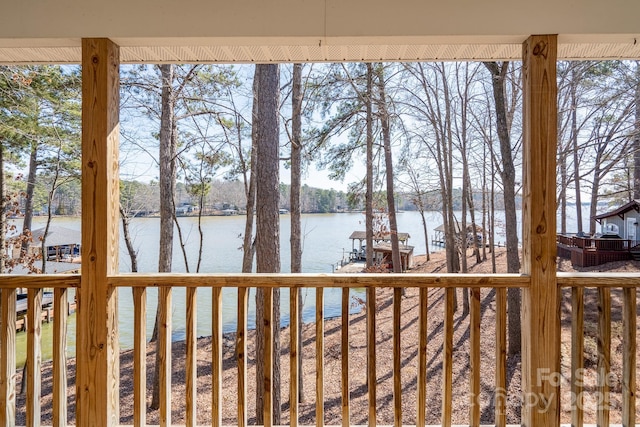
[133,287,146,427]
[316,287,324,427]
[597,287,611,427]
[469,287,481,426]
[441,287,454,427]
[186,287,197,427]
[571,287,584,427]
[416,288,428,427]
[237,287,248,427]
[290,287,300,427]
[53,288,68,427]
[212,287,222,427]
[622,287,636,426]
[393,287,402,427]
[158,286,172,427]
[263,287,273,427]
[495,287,506,427]
[366,287,376,427]
[341,287,349,427]
[26,288,42,427]
[0,288,16,425]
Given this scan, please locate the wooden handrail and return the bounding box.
[0,272,637,425]
[107,273,529,288]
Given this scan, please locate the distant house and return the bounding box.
[7,226,81,262]
[556,200,640,267]
[593,199,640,246]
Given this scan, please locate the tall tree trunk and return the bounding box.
[151,63,176,411]
[290,63,304,402]
[291,63,303,274]
[376,65,402,273]
[571,68,584,234]
[634,61,640,200]
[120,206,138,272]
[484,61,521,355]
[254,64,281,425]
[242,75,259,273]
[0,142,5,273]
[20,143,38,258]
[365,64,374,268]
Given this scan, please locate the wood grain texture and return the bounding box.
[133,287,146,427]
[0,288,16,425]
[186,287,197,427]
[393,287,402,427]
[597,287,611,427]
[53,288,68,427]
[237,287,248,427]
[622,287,636,426]
[557,273,640,288]
[469,287,481,426]
[366,287,376,427]
[26,288,42,426]
[263,287,273,427]
[0,275,80,289]
[158,286,172,427]
[212,286,222,427]
[78,37,120,427]
[109,273,529,289]
[417,288,428,427]
[291,287,300,427]
[495,287,506,427]
[441,287,454,427]
[340,287,349,427]
[571,286,584,427]
[520,34,559,427]
[316,287,324,427]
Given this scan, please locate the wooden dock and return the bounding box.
[15,298,77,332]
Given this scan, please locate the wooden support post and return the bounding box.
[77,38,120,427]
[0,289,16,425]
[521,34,559,427]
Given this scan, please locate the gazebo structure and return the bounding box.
[1,1,640,426]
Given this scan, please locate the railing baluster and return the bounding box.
[366,287,376,427]
[26,288,42,427]
[133,287,146,427]
[263,287,273,427]
[291,287,300,427]
[53,288,68,427]
[316,287,324,427]
[237,287,248,427]
[441,287,454,427]
[622,287,636,426]
[571,286,584,427]
[393,287,402,427]
[495,287,506,427]
[0,288,16,425]
[341,287,349,427]
[469,287,481,426]
[212,287,222,427]
[597,287,611,426]
[186,287,197,427]
[158,286,172,427]
[417,287,428,427]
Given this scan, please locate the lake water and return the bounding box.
[9,207,587,361]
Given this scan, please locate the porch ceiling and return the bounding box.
[1,0,640,63]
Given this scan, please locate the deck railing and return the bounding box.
[0,272,637,426]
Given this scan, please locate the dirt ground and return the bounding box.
[17,247,640,425]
